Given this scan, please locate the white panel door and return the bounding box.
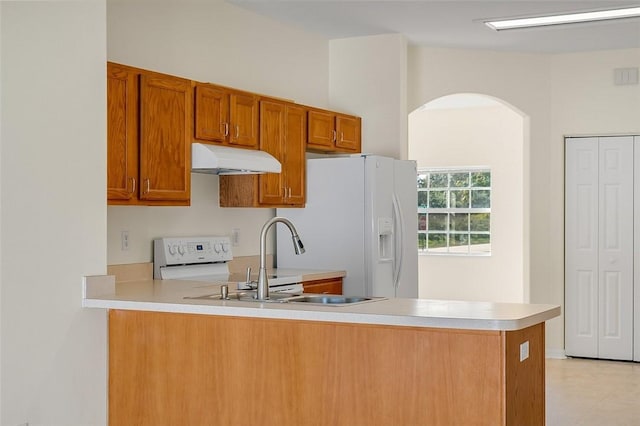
[565,137,599,357]
[634,136,640,362]
[597,136,633,361]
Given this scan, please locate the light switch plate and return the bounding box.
[520,341,529,362]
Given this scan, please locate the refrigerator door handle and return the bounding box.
[392,193,404,289]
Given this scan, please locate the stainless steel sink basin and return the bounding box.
[184,291,297,303]
[286,295,382,305]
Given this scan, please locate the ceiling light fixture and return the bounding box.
[484,6,640,31]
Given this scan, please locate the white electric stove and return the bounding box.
[153,236,303,293]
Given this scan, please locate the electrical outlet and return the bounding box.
[121,230,130,251]
[232,228,240,247]
[520,341,529,362]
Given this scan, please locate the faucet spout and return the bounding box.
[257,217,305,301]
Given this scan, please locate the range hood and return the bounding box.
[191,143,281,175]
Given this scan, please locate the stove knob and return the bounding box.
[214,242,222,253]
[168,245,176,255]
[221,242,230,253]
[178,245,186,255]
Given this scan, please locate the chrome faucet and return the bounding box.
[256,217,305,301]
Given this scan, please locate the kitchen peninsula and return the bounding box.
[84,278,559,426]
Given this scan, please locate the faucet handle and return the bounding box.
[246,266,252,284]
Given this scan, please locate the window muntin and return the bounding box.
[417,168,491,255]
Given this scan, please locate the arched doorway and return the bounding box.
[409,93,527,303]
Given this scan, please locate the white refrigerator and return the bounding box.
[276,155,418,298]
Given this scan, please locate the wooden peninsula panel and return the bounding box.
[109,310,545,426]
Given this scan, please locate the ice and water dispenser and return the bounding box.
[378,217,394,262]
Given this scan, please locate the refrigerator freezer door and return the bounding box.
[276,157,367,296]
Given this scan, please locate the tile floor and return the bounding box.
[546,357,640,426]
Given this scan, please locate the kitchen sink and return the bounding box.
[185,291,385,306]
[286,295,383,305]
[184,291,297,303]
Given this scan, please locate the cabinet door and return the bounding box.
[597,136,633,360]
[303,278,343,294]
[308,110,335,149]
[139,73,192,202]
[107,64,138,202]
[258,100,286,205]
[283,105,306,206]
[229,92,258,148]
[336,114,361,152]
[194,84,229,143]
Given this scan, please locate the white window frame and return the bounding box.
[418,167,491,256]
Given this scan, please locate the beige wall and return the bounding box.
[106,0,330,264]
[409,102,525,303]
[547,48,640,356]
[408,46,640,356]
[329,34,408,159]
[1,2,108,425]
[3,0,636,422]
[408,45,555,348]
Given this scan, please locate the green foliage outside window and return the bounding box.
[417,169,491,255]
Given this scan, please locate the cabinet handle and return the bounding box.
[222,122,229,137]
[340,132,344,142]
[332,130,337,143]
[129,177,136,195]
[143,178,150,194]
[235,125,240,138]
[288,187,292,198]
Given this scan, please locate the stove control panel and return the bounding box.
[154,236,233,267]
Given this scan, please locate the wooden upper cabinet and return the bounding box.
[258,101,287,204]
[194,83,258,149]
[107,62,192,206]
[219,99,306,207]
[307,109,336,150]
[194,85,228,142]
[282,105,306,205]
[259,101,306,206]
[139,72,192,202]
[336,114,361,152]
[307,107,361,153]
[230,92,259,148]
[107,63,138,201]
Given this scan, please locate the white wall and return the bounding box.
[408,46,640,356]
[1,2,107,425]
[408,46,555,350]
[106,0,329,264]
[410,102,524,303]
[329,34,408,159]
[547,49,640,356]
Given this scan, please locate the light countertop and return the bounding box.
[83,273,560,331]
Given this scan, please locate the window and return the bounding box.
[417,168,491,255]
